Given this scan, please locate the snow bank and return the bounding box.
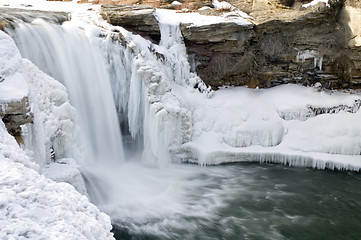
[0,117,38,171]
[0,119,114,240]
[43,158,88,195]
[173,85,361,170]
[0,30,28,102]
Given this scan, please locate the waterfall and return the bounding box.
[10,19,125,166]
[8,10,200,208]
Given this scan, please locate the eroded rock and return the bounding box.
[100,5,161,43]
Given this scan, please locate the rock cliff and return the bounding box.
[101,0,361,89]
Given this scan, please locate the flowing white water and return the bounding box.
[8,14,196,209]
[10,19,125,166]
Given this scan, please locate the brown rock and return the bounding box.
[0,97,33,136]
[181,0,361,89]
[100,5,161,43]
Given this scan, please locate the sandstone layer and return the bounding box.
[100,5,161,43]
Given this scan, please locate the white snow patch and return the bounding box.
[171,1,182,6]
[302,0,330,8]
[198,6,212,11]
[155,9,252,27]
[43,158,88,195]
[0,31,28,102]
[212,0,235,11]
[0,118,38,171]
[0,72,28,102]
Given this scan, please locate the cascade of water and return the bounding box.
[10,19,125,166]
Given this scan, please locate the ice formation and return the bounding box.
[296,50,323,70]
[175,85,361,170]
[0,120,114,239]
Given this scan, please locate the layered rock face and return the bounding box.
[0,8,69,26]
[100,5,161,43]
[101,0,361,89]
[182,0,360,89]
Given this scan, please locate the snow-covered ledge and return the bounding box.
[171,85,361,171]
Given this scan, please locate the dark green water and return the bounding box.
[110,163,361,240]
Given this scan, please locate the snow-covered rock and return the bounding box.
[0,119,114,240]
